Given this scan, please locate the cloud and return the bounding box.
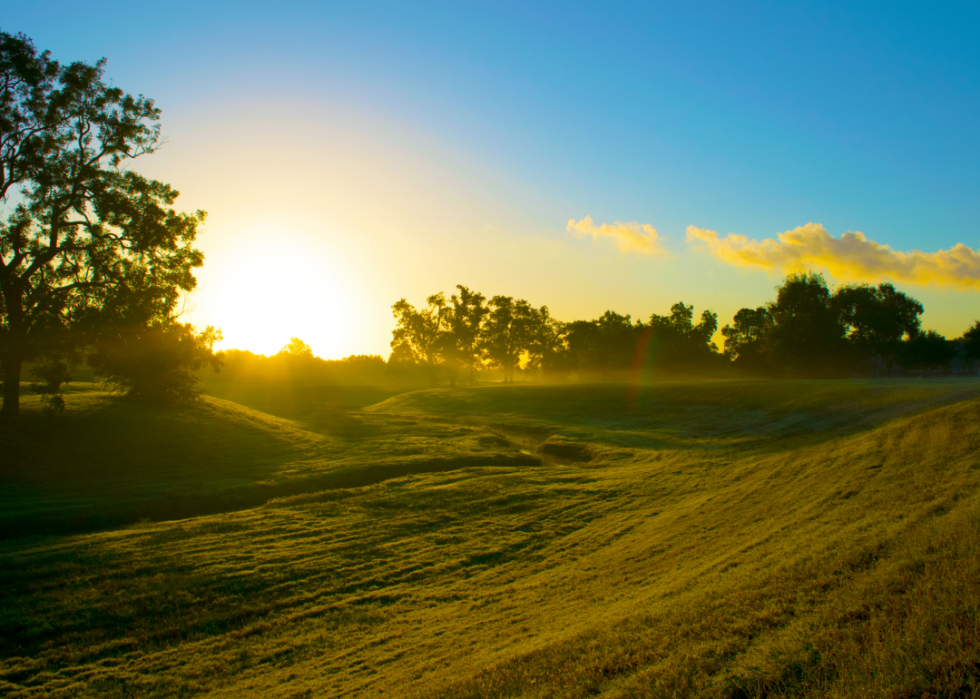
[685,222,980,290]
[567,216,668,256]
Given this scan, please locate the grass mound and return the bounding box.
[2,379,979,697]
[0,386,328,538]
[0,384,538,539]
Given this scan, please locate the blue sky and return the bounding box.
[6,2,980,356]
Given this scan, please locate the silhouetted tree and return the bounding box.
[525,306,569,378]
[390,294,451,386]
[0,32,206,415]
[898,330,956,374]
[442,285,488,387]
[480,295,535,383]
[767,273,847,377]
[595,311,641,375]
[647,302,719,371]
[722,306,775,375]
[562,303,719,379]
[88,323,222,403]
[564,319,602,376]
[279,337,314,358]
[961,321,980,365]
[563,312,645,379]
[832,283,922,376]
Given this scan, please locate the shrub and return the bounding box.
[88,323,223,403]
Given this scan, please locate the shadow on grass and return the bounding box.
[0,390,540,540]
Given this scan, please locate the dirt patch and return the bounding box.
[536,439,595,463]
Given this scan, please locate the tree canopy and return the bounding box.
[647,302,719,371]
[0,32,209,414]
[721,276,941,378]
[832,283,923,375]
[480,296,537,384]
[961,321,980,364]
[721,306,773,374]
[390,294,451,386]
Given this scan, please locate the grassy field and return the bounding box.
[2,378,980,697]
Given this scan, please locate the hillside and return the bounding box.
[2,380,979,697]
[0,383,532,539]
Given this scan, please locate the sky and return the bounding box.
[6,1,980,358]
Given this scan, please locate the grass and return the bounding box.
[1,378,980,697]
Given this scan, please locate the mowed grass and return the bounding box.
[1,379,980,697]
[0,382,533,538]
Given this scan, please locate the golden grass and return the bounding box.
[1,379,979,697]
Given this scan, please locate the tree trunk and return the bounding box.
[1,352,23,417]
[1,281,27,417]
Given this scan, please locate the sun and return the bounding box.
[193,226,357,359]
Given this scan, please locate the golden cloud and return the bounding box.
[567,216,668,256]
[685,223,980,290]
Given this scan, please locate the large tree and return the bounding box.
[767,273,848,377]
[564,319,602,377]
[0,32,206,415]
[524,305,569,378]
[443,285,488,387]
[390,293,451,386]
[564,312,642,379]
[898,330,956,374]
[647,302,719,371]
[721,306,775,375]
[962,321,980,366]
[594,310,641,374]
[832,283,922,376]
[480,295,536,384]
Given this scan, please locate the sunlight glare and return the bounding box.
[200,226,357,359]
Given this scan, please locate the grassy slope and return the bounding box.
[1,379,979,697]
[0,383,533,538]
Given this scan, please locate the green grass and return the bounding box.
[0,382,534,539]
[2,379,980,697]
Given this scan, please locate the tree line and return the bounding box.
[723,272,980,378]
[391,275,980,386]
[390,286,724,387]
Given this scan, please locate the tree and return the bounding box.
[88,322,222,403]
[390,294,451,386]
[647,302,719,371]
[961,321,980,365]
[525,305,569,378]
[832,283,922,376]
[480,295,535,383]
[594,311,641,374]
[279,337,313,358]
[722,306,774,374]
[898,330,956,374]
[442,285,488,387]
[767,273,848,377]
[0,32,206,416]
[564,319,602,377]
